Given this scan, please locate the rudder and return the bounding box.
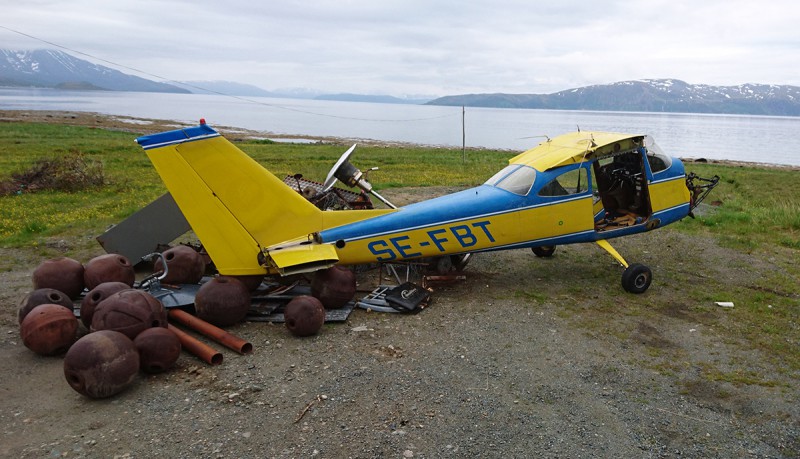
[136,122,323,275]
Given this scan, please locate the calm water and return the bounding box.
[2,88,799,166]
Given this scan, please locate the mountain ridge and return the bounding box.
[3,49,799,115]
[426,79,800,116]
[0,49,189,93]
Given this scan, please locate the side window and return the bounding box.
[644,136,672,174]
[539,168,588,197]
[647,153,670,174]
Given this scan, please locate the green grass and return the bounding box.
[0,123,166,244]
[235,140,508,188]
[678,163,800,250]
[5,122,798,252]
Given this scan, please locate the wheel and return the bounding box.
[531,245,556,258]
[434,256,453,274]
[621,263,652,294]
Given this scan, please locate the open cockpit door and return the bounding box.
[592,145,653,231]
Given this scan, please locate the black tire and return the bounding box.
[621,263,652,294]
[434,256,453,274]
[531,245,556,258]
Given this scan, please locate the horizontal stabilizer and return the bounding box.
[264,243,339,276]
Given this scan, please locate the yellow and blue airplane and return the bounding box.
[135,121,717,294]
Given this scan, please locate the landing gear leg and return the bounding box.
[595,240,652,294]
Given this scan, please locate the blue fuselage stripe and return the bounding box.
[320,186,589,244]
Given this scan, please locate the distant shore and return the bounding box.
[0,109,452,150]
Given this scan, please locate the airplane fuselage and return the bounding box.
[320,153,692,266]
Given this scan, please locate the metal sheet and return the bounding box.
[96,193,191,264]
[246,284,354,323]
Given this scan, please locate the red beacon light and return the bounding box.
[199,118,206,125]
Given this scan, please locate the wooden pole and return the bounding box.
[462,106,466,163]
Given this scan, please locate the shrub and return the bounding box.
[0,149,105,195]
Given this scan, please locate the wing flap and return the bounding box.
[264,243,339,276]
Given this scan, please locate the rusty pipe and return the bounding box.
[168,309,253,355]
[167,324,223,365]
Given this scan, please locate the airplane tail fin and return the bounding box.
[136,122,326,275]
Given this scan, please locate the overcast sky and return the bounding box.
[2,0,799,97]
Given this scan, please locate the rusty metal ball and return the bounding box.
[83,254,135,290]
[284,295,325,337]
[20,303,78,355]
[18,288,73,324]
[32,257,85,299]
[228,274,265,292]
[63,330,139,399]
[134,327,181,373]
[154,245,205,285]
[311,266,356,309]
[194,276,251,327]
[80,281,131,328]
[91,289,167,339]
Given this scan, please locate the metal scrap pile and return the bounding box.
[15,246,365,400]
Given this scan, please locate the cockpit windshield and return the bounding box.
[644,135,672,174]
[484,164,537,196]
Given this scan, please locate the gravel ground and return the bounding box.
[0,112,798,458]
[2,217,798,458]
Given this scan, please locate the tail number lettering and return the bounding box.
[367,220,494,261]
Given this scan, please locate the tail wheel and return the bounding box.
[622,263,652,294]
[532,246,556,258]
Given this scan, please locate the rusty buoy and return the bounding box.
[91,289,167,339]
[83,254,135,290]
[284,295,325,337]
[63,330,139,399]
[32,257,85,299]
[311,266,356,309]
[194,276,251,327]
[154,245,205,285]
[80,282,131,328]
[134,327,181,373]
[229,274,265,292]
[18,288,73,324]
[20,303,78,355]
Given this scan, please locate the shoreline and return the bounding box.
[1,109,798,170]
[0,109,462,150]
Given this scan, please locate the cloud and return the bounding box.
[2,0,799,96]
